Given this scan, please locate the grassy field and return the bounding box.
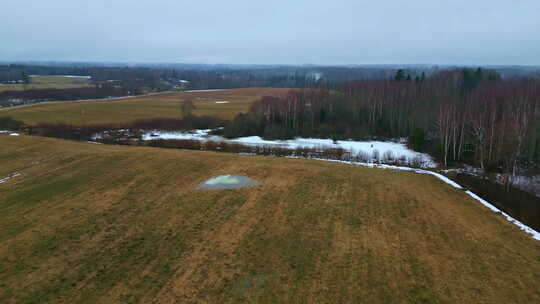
[0,83,93,92]
[1,88,290,125]
[29,75,92,84]
[1,135,539,303]
[0,75,92,92]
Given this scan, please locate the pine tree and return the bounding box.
[21,71,29,84]
[394,69,406,81]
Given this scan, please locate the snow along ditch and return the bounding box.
[302,159,540,241]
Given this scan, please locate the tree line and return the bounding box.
[223,69,540,173]
[0,87,129,106]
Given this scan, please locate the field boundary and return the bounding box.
[297,157,540,241]
[0,90,177,111]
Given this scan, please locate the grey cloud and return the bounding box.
[1,0,539,65]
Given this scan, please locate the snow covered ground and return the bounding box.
[184,89,226,93]
[142,129,437,168]
[0,130,19,136]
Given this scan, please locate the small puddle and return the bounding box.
[198,174,259,190]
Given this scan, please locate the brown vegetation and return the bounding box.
[1,135,539,303]
[1,88,289,125]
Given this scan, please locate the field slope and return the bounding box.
[1,88,290,125]
[1,135,539,303]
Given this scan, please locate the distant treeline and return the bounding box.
[223,69,540,173]
[0,87,129,106]
[5,63,538,93]
[0,63,426,90]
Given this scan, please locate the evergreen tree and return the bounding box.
[394,69,406,81]
[21,71,29,84]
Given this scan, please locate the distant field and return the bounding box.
[0,75,93,92]
[30,75,92,84]
[1,135,539,303]
[1,88,290,125]
[0,83,93,92]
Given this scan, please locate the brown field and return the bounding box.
[29,75,91,85]
[1,88,290,126]
[1,135,539,303]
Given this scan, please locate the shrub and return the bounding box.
[0,116,25,130]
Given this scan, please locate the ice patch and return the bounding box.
[184,89,225,93]
[198,174,259,190]
[0,173,21,184]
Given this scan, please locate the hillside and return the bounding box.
[1,88,290,125]
[1,135,540,303]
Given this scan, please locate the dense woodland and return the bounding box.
[223,69,540,173]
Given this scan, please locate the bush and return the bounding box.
[0,116,25,130]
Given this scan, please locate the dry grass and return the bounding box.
[1,88,290,125]
[1,135,539,303]
[29,75,91,85]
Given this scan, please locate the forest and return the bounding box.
[223,69,540,174]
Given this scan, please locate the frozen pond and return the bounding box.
[198,174,259,190]
[142,129,437,168]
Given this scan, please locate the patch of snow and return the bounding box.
[215,101,229,104]
[142,130,437,168]
[9,133,20,136]
[198,174,259,190]
[184,89,225,93]
[0,130,9,134]
[0,173,21,184]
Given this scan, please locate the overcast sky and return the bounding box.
[1,0,539,65]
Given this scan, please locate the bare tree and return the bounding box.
[180,98,196,118]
